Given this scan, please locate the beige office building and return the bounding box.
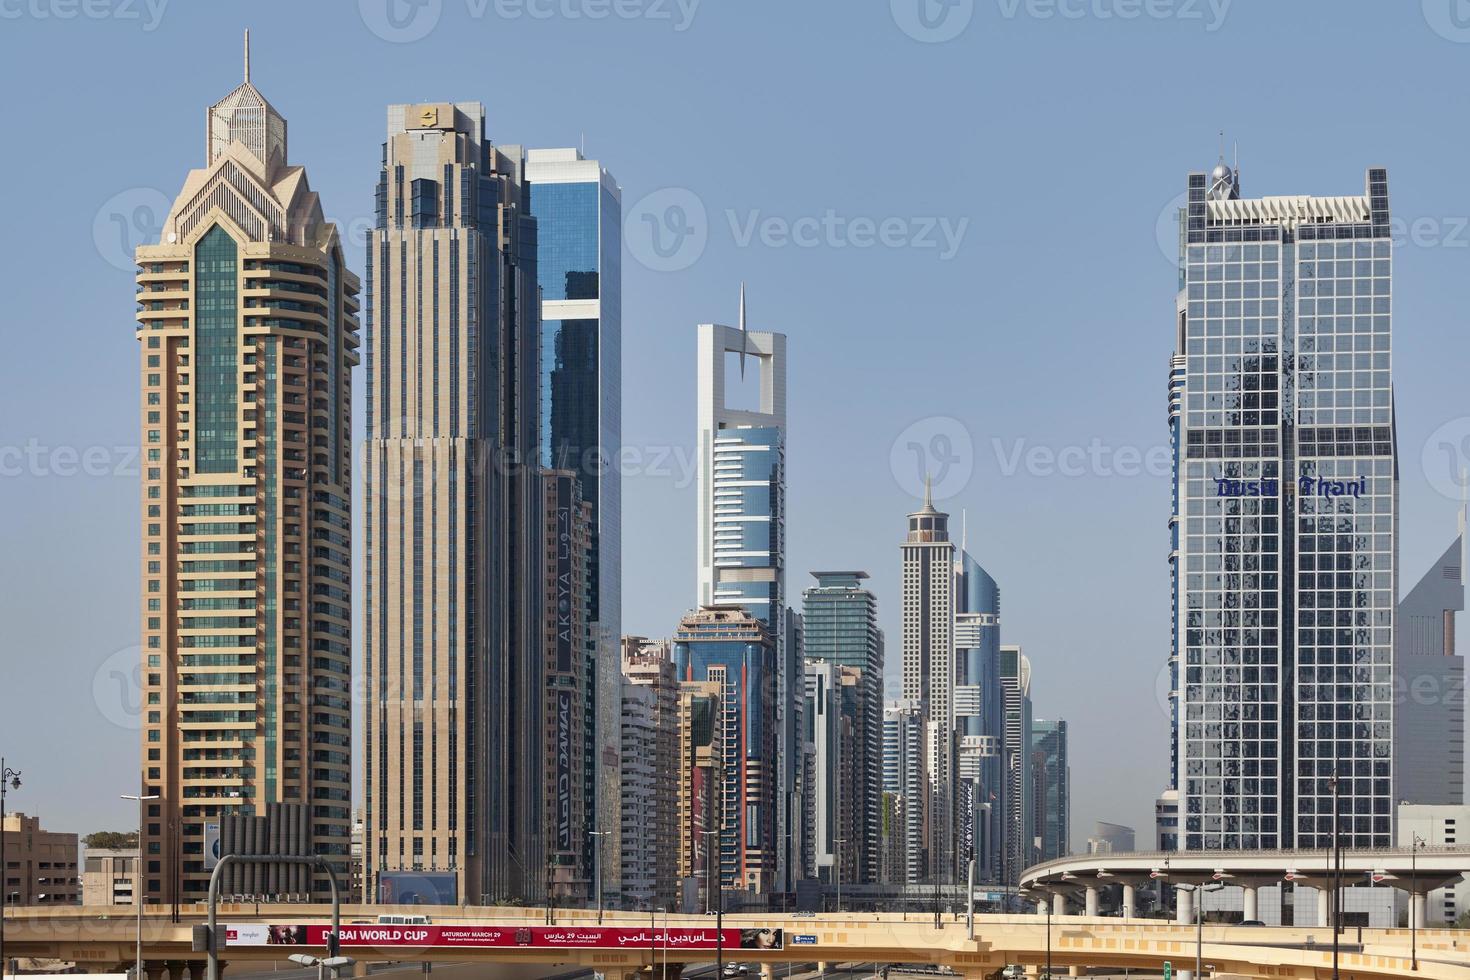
[133,37,359,903]
[362,102,545,905]
[81,847,138,907]
[3,814,79,906]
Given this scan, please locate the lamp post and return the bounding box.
[834,837,847,914]
[1187,882,1224,980]
[0,761,21,980]
[121,793,160,980]
[589,830,611,924]
[1411,834,1425,971]
[698,829,718,914]
[1329,765,1342,980]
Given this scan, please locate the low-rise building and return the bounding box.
[82,847,138,907]
[3,813,79,906]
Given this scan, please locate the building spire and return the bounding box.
[738,281,748,378]
[924,472,933,509]
[244,28,250,83]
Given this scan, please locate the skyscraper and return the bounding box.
[543,471,595,901]
[1030,719,1069,862]
[621,636,679,909]
[1394,521,1465,805]
[1000,644,1033,882]
[802,659,860,890]
[1165,159,1397,850]
[954,550,1006,884]
[881,699,925,885]
[133,37,358,903]
[696,301,795,890]
[900,483,957,883]
[801,571,884,884]
[673,607,778,896]
[526,149,623,880]
[363,102,544,903]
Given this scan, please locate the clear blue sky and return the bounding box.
[3,0,1469,854]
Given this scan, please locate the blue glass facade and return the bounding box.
[710,425,784,633]
[673,611,777,892]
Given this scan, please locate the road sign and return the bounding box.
[1163,962,1172,980]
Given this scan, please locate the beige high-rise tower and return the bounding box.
[133,34,359,904]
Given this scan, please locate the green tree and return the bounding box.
[82,831,138,850]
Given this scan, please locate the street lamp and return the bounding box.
[1328,765,1342,980]
[589,830,611,924]
[287,952,354,980]
[698,829,719,914]
[1183,882,1223,980]
[834,837,847,914]
[121,793,160,980]
[0,760,21,980]
[1411,834,1426,971]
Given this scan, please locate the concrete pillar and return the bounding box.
[143,964,167,980]
[165,962,185,980]
[1121,883,1136,919]
[186,964,204,980]
[1176,886,1194,925]
[761,965,775,980]
[1316,886,1330,929]
[1037,898,1050,916]
[1411,891,1427,930]
[1084,886,1099,917]
[1054,893,1068,916]
[1243,885,1258,923]
[1068,967,1083,977]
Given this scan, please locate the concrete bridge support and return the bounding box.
[1242,884,1258,923]
[1053,894,1069,916]
[1176,885,1194,925]
[1121,883,1136,919]
[1316,887,1330,928]
[1085,886,1100,917]
[1411,891,1427,930]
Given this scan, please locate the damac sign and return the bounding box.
[1216,476,1367,499]
[225,925,785,951]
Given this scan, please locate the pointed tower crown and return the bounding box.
[206,29,287,175]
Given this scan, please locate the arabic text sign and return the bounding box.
[224,925,784,951]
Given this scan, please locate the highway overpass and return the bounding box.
[6,904,1470,980]
[1019,847,1470,925]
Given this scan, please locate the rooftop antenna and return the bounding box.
[923,473,934,510]
[1234,140,1240,195]
[961,508,968,554]
[244,28,250,83]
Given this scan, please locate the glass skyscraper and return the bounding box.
[1030,719,1069,862]
[802,571,884,884]
[525,148,623,887]
[1166,159,1397,850]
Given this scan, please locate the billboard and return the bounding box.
[377,871,457,906]
[554,478,574,674]
[203,822,221,870]
[555,688,574,851]
[225,925,784,951]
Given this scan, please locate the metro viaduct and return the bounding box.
[7,905,1470,980]
[1019,847,1470,926]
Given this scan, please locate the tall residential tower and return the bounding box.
[696,299,797,891]
[134,38,359,902]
